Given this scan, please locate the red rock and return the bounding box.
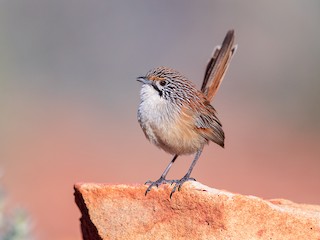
[74,182,320,240]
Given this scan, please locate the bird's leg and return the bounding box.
[170,148,203,198]
[145,154,179,195]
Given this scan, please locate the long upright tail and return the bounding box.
[201,30,237,101]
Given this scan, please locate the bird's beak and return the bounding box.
[137,76,151,85]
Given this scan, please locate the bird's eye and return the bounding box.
[159,80,166,86]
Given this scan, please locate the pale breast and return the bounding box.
[138,85,205,155]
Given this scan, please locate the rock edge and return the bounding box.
[74,182,320,240]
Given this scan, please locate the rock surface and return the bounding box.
[74,182,320,240]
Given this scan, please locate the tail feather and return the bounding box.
[201,30,237,101]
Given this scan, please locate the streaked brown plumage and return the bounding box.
[137,30,237,197]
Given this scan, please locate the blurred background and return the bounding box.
[1,1,319,239]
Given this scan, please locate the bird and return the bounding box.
[137,30,237,197]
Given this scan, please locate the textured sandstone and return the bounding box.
[74,182,320,240]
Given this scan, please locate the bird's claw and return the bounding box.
[145,175,196,197]
[145,177,178,195]
[169,176,196,198]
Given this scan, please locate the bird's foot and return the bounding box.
[145,177,177,195]
[170,175,196,198]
